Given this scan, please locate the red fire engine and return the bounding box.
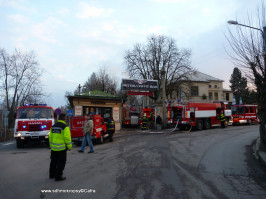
[142,107,152,118]
[14,104,54,148]
[122,105,141,126]
[167,102,232,131]
[70,114,109,145]
[231,104,259,125]
[139,107,155,126]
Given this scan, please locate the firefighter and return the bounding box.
[49,113,72,181]
[217,112,226,128]
[106,117,115,142]
[142,113,148,130]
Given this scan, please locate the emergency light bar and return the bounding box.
[24,104,47,106]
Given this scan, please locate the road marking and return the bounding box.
[2,142,15,146]
[149,132,163,134]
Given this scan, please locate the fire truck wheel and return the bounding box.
[196,120,203,130]
[16,140,24,148]
[203,119,211,129]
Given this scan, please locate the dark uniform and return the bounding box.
[49,114,72,181]
[107,117,115,142]
[156,115,162,130]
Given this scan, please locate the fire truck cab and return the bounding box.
[70,114,109,145]
[14,104,54,148]
[168,102,231,130]
[231,104,259,125]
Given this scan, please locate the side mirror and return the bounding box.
[13,112,17,119]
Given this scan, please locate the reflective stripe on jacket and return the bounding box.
[107,118,114,131]
[142,116,148,124]
[218,114,225,122]
[49,120,72,151]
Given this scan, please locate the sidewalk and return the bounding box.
[254,137,266,167]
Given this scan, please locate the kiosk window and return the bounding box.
[83,106,112,118]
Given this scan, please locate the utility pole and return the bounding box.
[78,84,81,95]
[161,65,167,128]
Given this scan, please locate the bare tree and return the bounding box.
[0,48,47,128]
[83,66,119,95]
[124,34,194,101]
[226,3,266,150]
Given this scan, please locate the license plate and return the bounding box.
[31,133,39,136]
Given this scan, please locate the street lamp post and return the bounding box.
[227,20,266,53]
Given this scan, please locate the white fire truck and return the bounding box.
[167,102,232,131]
[231,104,259,125]
[14,104,54,148]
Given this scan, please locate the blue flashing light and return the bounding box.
[41,125,47,129]
[23,125,26,128]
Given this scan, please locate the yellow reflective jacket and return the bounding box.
[49,120,72,151]
[218,114,225,122]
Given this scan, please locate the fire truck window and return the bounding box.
[231,107,236,114]
[17,108,53,119]
[250,107,254,113]
[245,107,249,113]
[173,108,182,121]
[238,106,244,114]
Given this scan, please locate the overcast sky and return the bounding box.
[0,0,263,108]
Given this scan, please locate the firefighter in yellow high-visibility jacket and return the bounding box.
[49,113,72,181]
[217,113,226,128]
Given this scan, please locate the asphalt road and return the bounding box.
[0,125,266,199]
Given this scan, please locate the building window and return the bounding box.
[83,106,112,118]
[191,86,199,96]
[209,92,213,100]
[209,85,212,88]
[215,85,217,88]
[226,93,229,101]
[214,92,218,100]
